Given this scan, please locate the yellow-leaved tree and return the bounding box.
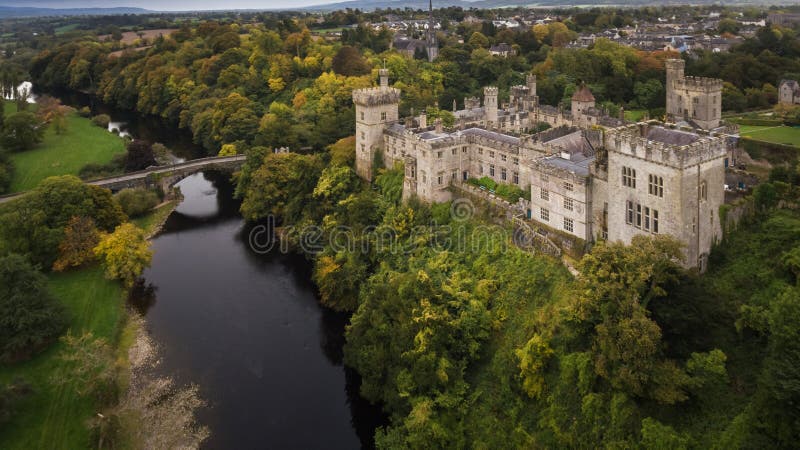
[94,223,153,288]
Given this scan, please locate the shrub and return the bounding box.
[77,106,92,118]
[115,188,160,218]
[91,114,111,129]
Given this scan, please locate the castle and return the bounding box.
[353,60,732,270]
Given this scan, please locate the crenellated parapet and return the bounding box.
[605,122,727,169]
[352,86,401,106]
[677,76,723,92]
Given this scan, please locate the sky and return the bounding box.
[0,0,353,10]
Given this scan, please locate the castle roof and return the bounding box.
[645,126,700,146]
[571,84,595,103]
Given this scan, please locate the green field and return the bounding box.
[54,24,79,35]
[738,124,800,147]
[132,200,176,235]
[0,266,124,450]
[3,102,126,193]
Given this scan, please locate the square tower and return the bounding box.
[353,68,401,181]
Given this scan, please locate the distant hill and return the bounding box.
[299,0,769,12]
[0,6,151,18]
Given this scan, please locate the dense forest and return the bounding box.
[1,5,800,447]
[231,135,800,447]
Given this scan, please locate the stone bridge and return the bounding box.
[0,155,246,204]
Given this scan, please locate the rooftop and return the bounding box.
[645,126,701,146]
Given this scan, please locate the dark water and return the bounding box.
[131,171,386,449]
[40,87,207,160]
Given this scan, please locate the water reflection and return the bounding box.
[132,170,386,449]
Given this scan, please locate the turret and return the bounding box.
[484,86,498,126]
[526,74,537,96]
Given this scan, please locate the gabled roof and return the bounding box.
[572,84,595,103]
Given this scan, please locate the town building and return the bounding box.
[779,79,800,105]
[352,60,732,269]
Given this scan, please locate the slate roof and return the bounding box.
[572,84,595,102]
[462,128,520,145]
[645,127,701,146]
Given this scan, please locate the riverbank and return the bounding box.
[2,100,126,193]
[0,201,176,449]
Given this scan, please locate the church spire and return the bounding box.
[426,0,438,62]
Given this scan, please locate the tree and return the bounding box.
[575,235,691,404]
[516,334,554,399]
[1,111,46,151]
[114,188,160,218]
[94,223,153,288]
[327,136,355,167]
[53,332,117,403]
[124,140,156,172]
[640,417,689,450]
[218,143,237,156]
[53,216,100,271]
[332,46,370,76]
[239,153,324,222]
[0,254,67,363]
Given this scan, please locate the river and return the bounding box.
[128,171,385,449]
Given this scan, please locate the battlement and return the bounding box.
[484,86,499,97]
[606,122,727,168]
[677,76,723,92]
[352,86,401,106]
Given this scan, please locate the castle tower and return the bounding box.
[665,59,685,122]
[526,74,537,97]
[426,0,438,62]
[353,68,401,181]
[571,82,595,126]
[664,58,722,129]
[484,86,498,126]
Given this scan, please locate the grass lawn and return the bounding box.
[0,266,124,450]
[738,124,800,147]
[624,109,647,122]
[132,200,177,235]
[3,101,126,193]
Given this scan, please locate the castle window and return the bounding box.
[541,173,549,183]
[513,157,519,165]
[479,164,484,174]
[501,168,507,181]
[421,171,427,183]
[564,182,574,191]
[360,112,364,120]
[653,210,659,233]
[381,112,387,121]
[563,218,574,233]
[564,197,574,211]
[478,148,483,155]
[489,164,495,177]
[462,146,467,153]
[513,172,519,184]
[626,200,634,224]
[438,174,443,185]
[360,131,365,140]
[452,170,458,180]
[644,207,651,231]
[437,151,442,158]
[699,181,707,200]
[649,175,664,197]
[361,144,365,153]
[541,188,549,201]
[622,167,636,188]
[635,204,642,228]
[489,151,495,158]
[452,148,457,156]
[501,154,507,162]
[540,208,549,222]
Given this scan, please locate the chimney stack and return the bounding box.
[419,111,427,128]
[379,68,389,89]
[434,118,443,133]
